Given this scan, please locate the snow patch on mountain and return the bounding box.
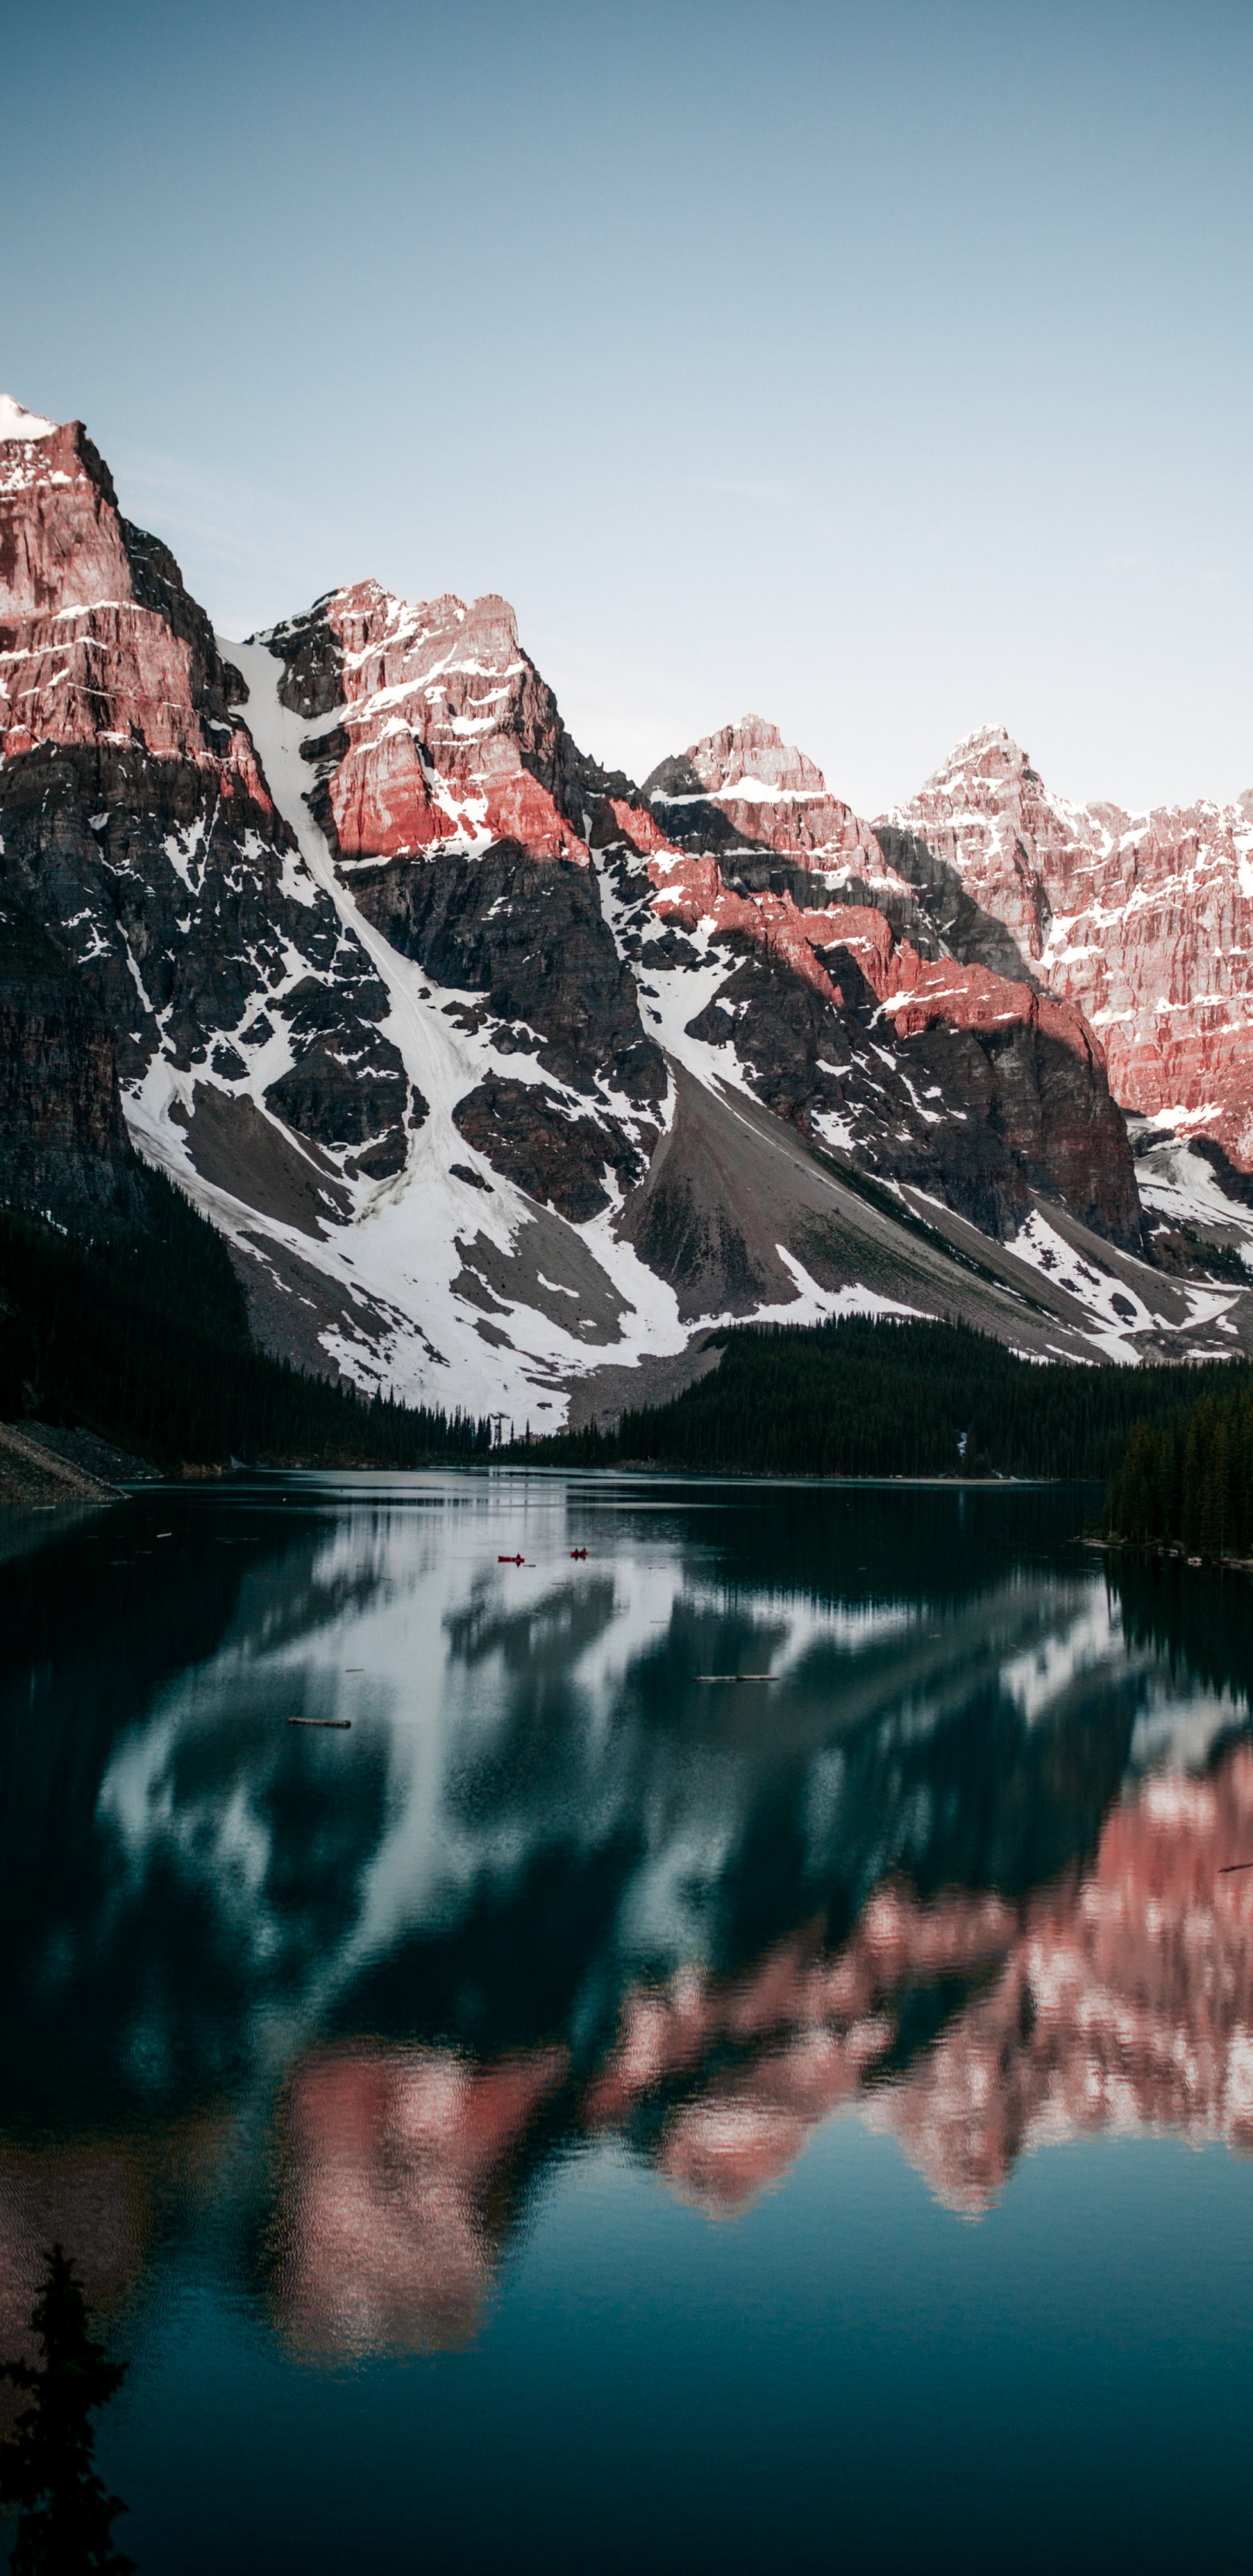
[1131,1129,1253,1271]
[1006,1206,1243,1361]
[144,640,891,1422]
[0,396,57,441]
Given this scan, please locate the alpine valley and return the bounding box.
[4,392,1253,1432]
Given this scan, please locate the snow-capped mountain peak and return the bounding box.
[3,402,1253,1419]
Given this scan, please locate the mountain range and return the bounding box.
[3,391,1253,1428]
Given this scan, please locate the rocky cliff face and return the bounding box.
[258,580,665,1225]
[0,400,420,1335]
[274,628,1142,1258]
[643,714,927,939]
[627,724,1142,1249]
[882,724,1253,1170]
[645,713,885,873]
[0,893,144,1232]
[647,711,1253,1198]
[268,582,613,865]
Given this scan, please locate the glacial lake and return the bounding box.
[3,1472,1253,2573]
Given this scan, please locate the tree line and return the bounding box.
[9,1189,1248,1502]
[515,1314,1250,1484]
[1103,1378,1253,1556]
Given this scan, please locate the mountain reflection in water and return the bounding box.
[1,1475,1250,2361]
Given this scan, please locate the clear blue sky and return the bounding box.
[3,0,1250,815]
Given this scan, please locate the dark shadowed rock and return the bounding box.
[452,1077,647,1223]
[350,842,664,1105]
[0,895,146,1231]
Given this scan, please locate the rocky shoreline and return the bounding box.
[0,1420,123,1509]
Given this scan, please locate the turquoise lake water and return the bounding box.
[2,1472,1252,2572]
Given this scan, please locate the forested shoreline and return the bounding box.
[515,1316,1250,1486]
[6,1211,1248,1513]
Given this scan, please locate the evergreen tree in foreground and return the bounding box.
[0,2244,132,2574]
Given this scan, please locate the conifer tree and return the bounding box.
[1104,1377,1253,1555]
[0,2244,132,2575]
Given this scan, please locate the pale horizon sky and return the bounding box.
[3,0,1250,816]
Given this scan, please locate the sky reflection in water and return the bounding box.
[2,1474,1252,2572]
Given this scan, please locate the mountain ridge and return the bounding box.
[3,396,1253,1425]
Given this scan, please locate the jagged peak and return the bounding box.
[924,724,1035,793]
[0,394,57,443]
[684,714,829,802]
[282,581,524,669]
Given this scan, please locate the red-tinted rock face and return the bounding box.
[884,726,1253,1168]
[605,788,1142,1245]
[647,709,1253,1185]
[2,393,1219,1387]
[0,413,267,796]
[268,582,589,867]
[271,608,1141,1247]
[646,715,886,870]
[1,406,131,617]
[641,817,1119,1070]
[642,830,843,1003]
[264,587,666,1217]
